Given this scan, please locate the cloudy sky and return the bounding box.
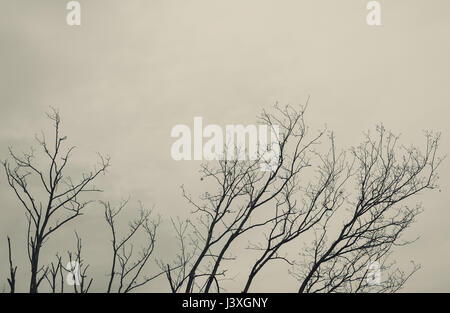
[0,0,449,292]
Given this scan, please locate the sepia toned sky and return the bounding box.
[0,0,449,292]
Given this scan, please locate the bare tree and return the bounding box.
[164,103,328,292]
[163,104,442,293]
[2,105,442,293]
[103,199,162,293]
[242,134,349,292]
[44,254,63,293]
[66,232,93,293]
[43,232,92,293]
[2,108,162,293]
[7,236,17,293]
[2,108,110,293]
[159,218,198,293]
[293,126,441,293]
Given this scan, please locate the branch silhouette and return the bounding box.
[2,105,443,293]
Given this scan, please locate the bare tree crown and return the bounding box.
[3,108,110,293]
[3,105,442,293]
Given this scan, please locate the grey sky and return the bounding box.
[0,0,449,292]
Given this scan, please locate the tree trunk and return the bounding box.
[29,247,41,293]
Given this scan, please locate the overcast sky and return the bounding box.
[0,0,449,292]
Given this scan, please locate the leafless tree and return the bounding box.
[159,218,198,293]
[163,104,442,293]
[42,232,92,293]
[2,105,442,293]
[2,108,110,293]
[242,134,349,292]
[2,108,163,293]
[44,253,63,293]
[39,232,93,293]
[164,103,326,292]
[103,199,162,293]
[66,232,93,293]
[293,126,441,293]
[7,236,17,293]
